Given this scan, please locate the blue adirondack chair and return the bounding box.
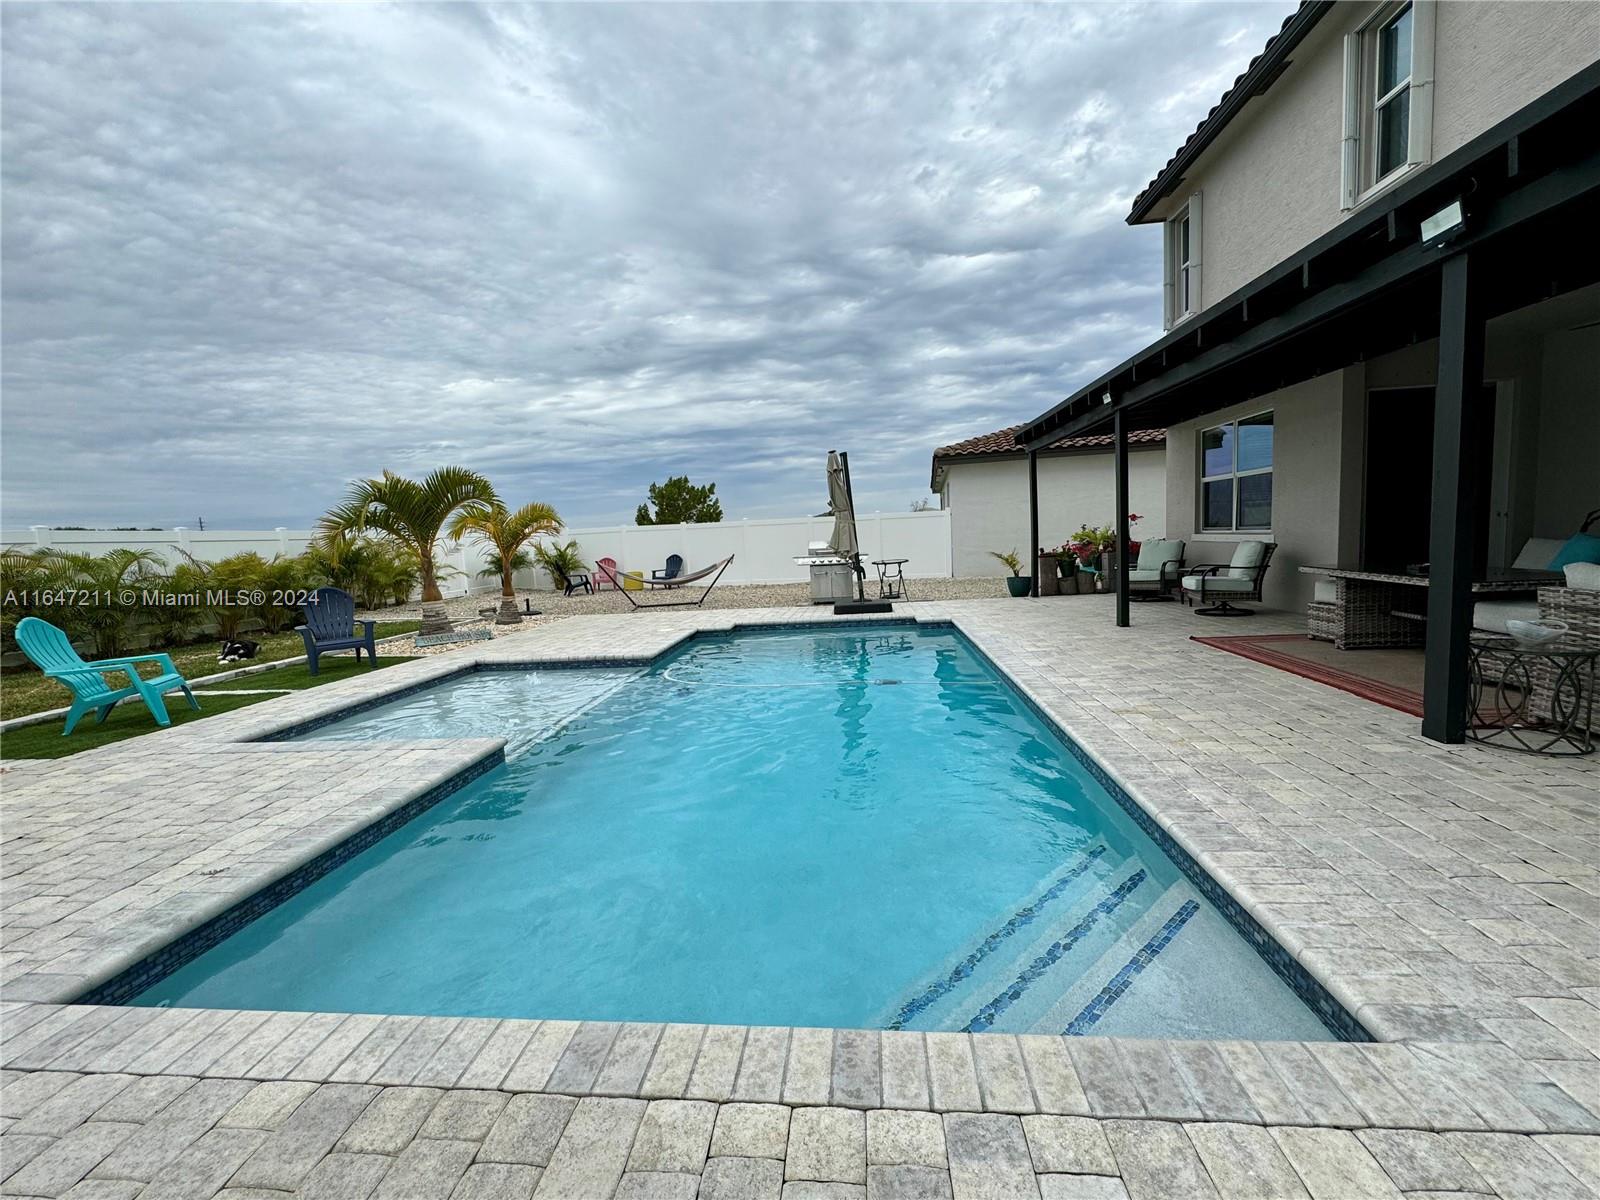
[297,587,378,676]
[14,617,199,736]
[652,554,685,585]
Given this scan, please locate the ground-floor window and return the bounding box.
[1200,411,1273,531]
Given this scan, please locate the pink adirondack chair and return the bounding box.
[595,557,621,590]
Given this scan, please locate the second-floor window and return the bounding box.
[1164,193,1201,328]
[1342,1,1434,208]
[1371,4,1413,181]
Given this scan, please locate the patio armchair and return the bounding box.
[1180,542,1277,616]
[15,616,199,735]
[1127,539,1185,602]
[595,556,621,591]
[297,587,378,676]
[652,554,685,586]
[553,565,592,596]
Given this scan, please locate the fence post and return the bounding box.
[29,525,50,548]
[173,526,191,552]
[275,527,290,555]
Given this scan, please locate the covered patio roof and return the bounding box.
[1016,61,1600,450]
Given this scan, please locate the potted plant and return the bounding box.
[990,549,1032,597]
[1054,545,1081,594]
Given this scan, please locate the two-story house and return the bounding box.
[1013,0,1598,742]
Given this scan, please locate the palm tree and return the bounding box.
[447,500,562,624]
[319,467,499,635]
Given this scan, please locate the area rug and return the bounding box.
[1191,632,1425,716]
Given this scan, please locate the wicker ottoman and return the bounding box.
[1307,600,1340,642]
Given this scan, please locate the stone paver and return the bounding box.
[787,1107,867,1184]
[943,1112,1039,1200]
[711,1103,791,1160]
[866,1109,946,1168]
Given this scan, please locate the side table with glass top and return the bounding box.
[872,558,910,600]
[1468,632,1598,755]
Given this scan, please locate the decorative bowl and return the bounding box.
[1505,618,1568,648]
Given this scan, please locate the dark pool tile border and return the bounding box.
[955,631,1373,1043]
[75,748,505,1007]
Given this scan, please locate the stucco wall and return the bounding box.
[945,449,1167,578]
[1432,2,1600,158]
[1150,2,1599,308]
[1164,371,1360,612]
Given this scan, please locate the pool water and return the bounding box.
[134,625,1333,1039]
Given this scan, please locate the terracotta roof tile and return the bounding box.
[934,423,1165,459]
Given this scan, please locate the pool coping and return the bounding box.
[2,600,1596,1141]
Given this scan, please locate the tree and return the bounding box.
[447,500,563,625]
[318,467,499,635]
[635,476,723,525]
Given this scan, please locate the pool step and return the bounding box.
[881,842,1120,1031]
[955,866,1156,1034]
[1027,880,1198,1035]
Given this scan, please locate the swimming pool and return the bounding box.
[132,624,1338,1039]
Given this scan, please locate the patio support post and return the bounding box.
[1114,409,1130,627]
[1422,250,1485,743]
[1028,449,1040,598]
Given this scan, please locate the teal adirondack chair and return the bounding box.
[14,617,200,736]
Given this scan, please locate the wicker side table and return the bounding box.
[1468,632,1598,755]
[1306,600,1340,642]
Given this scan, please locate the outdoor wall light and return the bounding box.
[1420,198,1466,248]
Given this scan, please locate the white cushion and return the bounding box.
[1182,574,1256,593]
[1473,598,1540,635]
[1565,562,1600,591]
[1313,578,1337,604]
[1513,537,1567,571]
[1128,568,1163,582]
[1227,541,1267,579]
[1136,539,1184,571]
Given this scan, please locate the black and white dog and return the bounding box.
[217,639,260,665]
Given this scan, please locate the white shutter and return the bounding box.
[1187,191,1203,315]
[1340,32,1361,209]
[1162,220,1177,329]
[1408,0,1437,168]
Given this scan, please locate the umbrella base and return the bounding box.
[834,600,894,615]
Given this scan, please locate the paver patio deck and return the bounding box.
[3,596,1597,1198]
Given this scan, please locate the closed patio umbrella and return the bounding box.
[826,450,865,601]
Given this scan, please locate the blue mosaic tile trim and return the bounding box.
[76,748,504,1007]
[963,869,1148,1034]
[954,633,1372,1044]
[887,844,1109,1030]
[1063,900,1201,1035]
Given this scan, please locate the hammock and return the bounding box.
[611,556,735,609]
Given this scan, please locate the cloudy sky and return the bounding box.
[2,1,1290,530]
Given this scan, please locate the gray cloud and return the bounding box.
[2,1,1291,529]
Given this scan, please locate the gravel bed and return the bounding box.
[360,577,1019,657]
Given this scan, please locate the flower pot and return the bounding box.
[1037,555,1060,596]
[1059,571,1080,595]
[1006,576,1032,598]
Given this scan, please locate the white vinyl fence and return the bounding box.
[4,510,952,596]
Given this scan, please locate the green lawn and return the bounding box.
[1,655,421,760]
[0,621,419,720]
